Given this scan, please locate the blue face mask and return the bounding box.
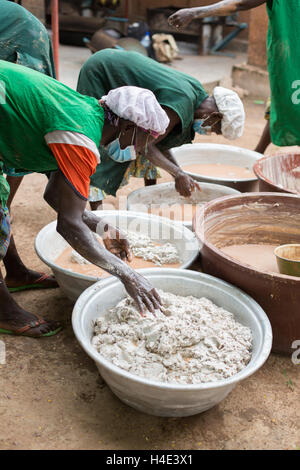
[193,119,212,136]
[107,138,137,163]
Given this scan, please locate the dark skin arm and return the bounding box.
[134,104,222,197]
[255,121,271,154]
[144,146,201,198]
[168,0,267,29]
[44,171,162,315]
[129,106,201,198]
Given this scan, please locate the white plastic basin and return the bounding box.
[35,210,200,302]
[127,182,240,230]
[171,143,262,192]
[72,269,272,417]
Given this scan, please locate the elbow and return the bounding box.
[238,0,258,12]
[56,214,81,241]
[56,216,68,239]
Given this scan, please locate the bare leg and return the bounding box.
[90,200,103,211]
[3,235,58,289]
[0,265,61,336]
[6,176,24,211]
[144,178,157,187]
[255,121,271,154]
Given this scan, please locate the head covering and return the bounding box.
[213,86,245,140]
[101,86,170,136]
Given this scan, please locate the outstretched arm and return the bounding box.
[168,0,266,29]
[44,171,162,314]
[145,145,201,198]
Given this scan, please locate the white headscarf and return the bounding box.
[213,86,245,140]
[101,86,170,136]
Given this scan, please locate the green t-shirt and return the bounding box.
[0,60,104,174]
[267,0,300,145]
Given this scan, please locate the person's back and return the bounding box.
[77,49,208,131]
[0,0,56,77]
[0,60,103,172]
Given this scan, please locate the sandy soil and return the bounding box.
[0,100,299,450]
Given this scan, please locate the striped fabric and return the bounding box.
[0,206,10,259]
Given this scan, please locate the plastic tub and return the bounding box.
[72,269,272,417]
[194,192,300,354]
[171,143,261,192]
[127,182,240,230]
[35,210,199,302]
[254,153,300,194]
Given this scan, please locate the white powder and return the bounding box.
[92,290,252,385]
[70,231,179,266]
[126,232,179,266]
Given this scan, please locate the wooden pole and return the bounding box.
[51,0,59,80]
[125,0,129,19]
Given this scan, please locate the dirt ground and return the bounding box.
[0,99,299,450]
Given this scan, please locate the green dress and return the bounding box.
[77,49,208,196]
[0,60,104,206]
[267,0,300,145]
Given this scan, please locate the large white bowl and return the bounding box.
[127,182,240,230]
[72,269,272,417]
[35,211,200,302]
[171,143,262,192]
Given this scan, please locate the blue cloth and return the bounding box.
[0,206,10,259]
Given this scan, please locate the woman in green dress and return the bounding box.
[77,49,245,207]
[0,61,167,337]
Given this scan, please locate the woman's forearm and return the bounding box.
[190,0,265,17]
[145,145,182,178]
[44,172,116,237]
[169,0,266,24]
[56,214,132,281]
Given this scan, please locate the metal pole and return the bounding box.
[51,0,59,80]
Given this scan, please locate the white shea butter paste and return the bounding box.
[70,231,179,266]
[92,290,252,384]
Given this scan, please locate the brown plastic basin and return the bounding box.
[193,193,300,354]
[254,153,300,194]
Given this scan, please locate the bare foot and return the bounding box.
[5,269,58,290]
[0,303,61,337]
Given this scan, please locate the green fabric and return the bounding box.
[90,146,127,197]
[267,0,300,146]
[0,0,56,78]
[0,162,10,208]
[78,49,208,194]
[0,0,57,179]
[0,60,104,174]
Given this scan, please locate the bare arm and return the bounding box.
[168,0,266,28]
[145,145,201,197]
[255,121,271,154]
[44,171,161,314]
